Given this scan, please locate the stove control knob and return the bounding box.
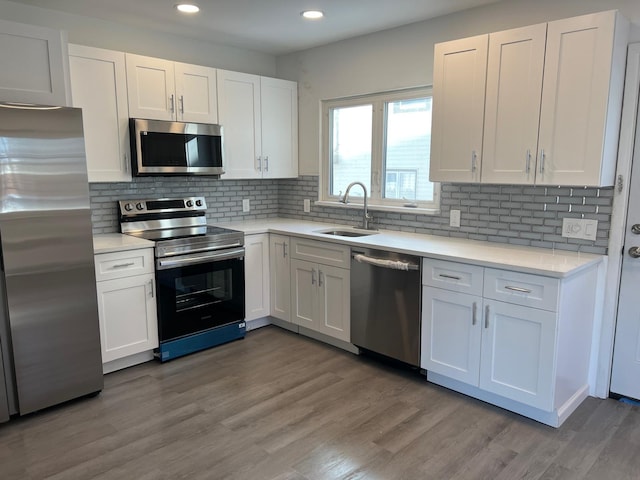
[195,199,203,207]
[136,202,144,211]
[123,203,133,212]
[186,200,194,207]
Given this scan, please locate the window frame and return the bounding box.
[319,87,440,214]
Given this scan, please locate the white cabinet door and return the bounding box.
[270,234,291,322]
[537,11,625,186]
[480,300,557,411]
[0,19,70,106]
[481,24,546,184]
[291,258,317,331]
[430,34,488,183]
[217,69,262,179]
[317,264,350,342]
[96,273,158,364]
[69,45,131,182]
[261,77,298,178]
[421,287,482,386]
[244,233,270,321]
[174,62,218,124]
[125,53,176,121]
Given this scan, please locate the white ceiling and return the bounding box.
[8,0,504,55]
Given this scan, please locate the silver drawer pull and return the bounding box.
[485,305,489,329]
[111,262,135,269]
[504,285,532,294]
[439,273,461,281]
[472,302,477,326]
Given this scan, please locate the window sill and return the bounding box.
[314,200,440,216]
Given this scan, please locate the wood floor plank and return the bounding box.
[1,325,640,480]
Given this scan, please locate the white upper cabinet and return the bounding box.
[69,45,131,182]
[217,70,262,178]
[431,10,629,187]
[481,24,547,184]
[0,19,71,106]
[261,76,298,179]
[430,35,488,183]
[537,11,628,186]
[126,53,218,123]
[218,69,298,179]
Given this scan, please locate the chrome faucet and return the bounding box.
[340,181,375,230]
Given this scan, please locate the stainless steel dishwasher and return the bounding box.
[351,248,421,366]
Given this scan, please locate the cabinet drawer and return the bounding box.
[422,258,484,296]
[291,237,350,268]
[95,248,154,281]
[483,268,559,311]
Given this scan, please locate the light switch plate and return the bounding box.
[582,219,598,241]
[242,199,250,213]
[450,209,461,227]
[303,199,311,213]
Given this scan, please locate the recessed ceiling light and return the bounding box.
[175,3,200,14]
[301,10,324,20]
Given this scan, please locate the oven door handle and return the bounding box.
[156,247,245,270]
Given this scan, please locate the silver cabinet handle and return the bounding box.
[485,305,490,329]
[629,247,640,258]
[471,150,477,172]
[264,156,269,172]
[169,94,175,114]
[111,262,135,269]
[123,153,129,172]
[472,302,477,326]
[439,273,461,281]
[539,149,545,173]
[504,285,532,294]
[311,269,316,285]
[256,157,262,171]
[283,242,288,258]
[631,224,640,234]
[148,279,154,298]
[319,270,324,287]
[179,95,184,114]
[526,149,531,174]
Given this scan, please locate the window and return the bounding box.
[321,88,438,212]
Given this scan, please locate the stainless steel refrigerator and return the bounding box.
[0,104,103,423]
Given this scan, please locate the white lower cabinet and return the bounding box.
[94,248,158,373]
[290,258,350,342]
[244,233,270,321]
[269,234,291,323]
[421,258,597,427]
[290,238,350,343]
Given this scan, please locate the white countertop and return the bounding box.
[93,233,155,254]
[222,218,604,278]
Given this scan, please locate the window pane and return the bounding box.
[330,105,372,197]
[384,97,432,201]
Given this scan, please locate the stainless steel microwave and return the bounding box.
[129,118,224,176]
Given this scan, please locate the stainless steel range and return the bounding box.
[119,197,245,362]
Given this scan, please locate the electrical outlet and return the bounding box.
[303,199,311,213]
[562,218,598,240]
[450,209,461,228]
[242,199,250,213]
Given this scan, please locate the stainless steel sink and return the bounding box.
[316,229,378,238]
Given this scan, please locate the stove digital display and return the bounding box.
[146,199,185,211]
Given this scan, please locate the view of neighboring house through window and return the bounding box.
[322,88,438,211]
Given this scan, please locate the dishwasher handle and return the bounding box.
[352,253,419,271]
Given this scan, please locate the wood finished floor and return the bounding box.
[1,325,639,480]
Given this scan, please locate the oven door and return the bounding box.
[155,248,245,343]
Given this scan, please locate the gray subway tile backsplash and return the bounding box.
[90,175,613,255]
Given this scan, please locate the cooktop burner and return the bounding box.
[126,225,241,242]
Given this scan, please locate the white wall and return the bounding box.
[276,0,640,175]
[0,0,276,76]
